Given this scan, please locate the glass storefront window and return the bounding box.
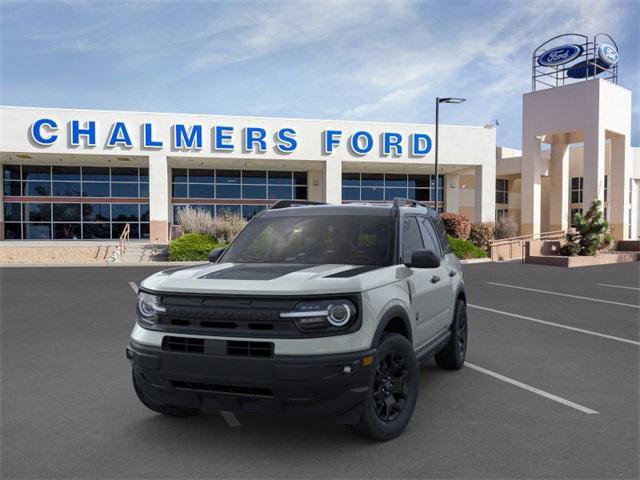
[52,166,80,181]
[53,204,81,222]
[52,182,81,197]
[82,182,110,197]
[343,173,443,205]
[83,203,110,222]
[111,183,139,198]
[112,204,139,222]
[1,165,150,240]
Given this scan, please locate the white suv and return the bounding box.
[128,199,467,440]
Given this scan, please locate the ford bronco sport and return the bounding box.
[128,199,467,440]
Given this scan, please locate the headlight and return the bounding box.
[136,292,165,327]
[280,299,357,332]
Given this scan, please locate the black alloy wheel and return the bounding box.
[373,352,409,422]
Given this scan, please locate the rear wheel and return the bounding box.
[352,333,419,441]
[434,299,468,370]
[132,371,200,417]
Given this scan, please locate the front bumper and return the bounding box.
[128,340,376,424]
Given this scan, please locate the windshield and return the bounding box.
[222,215,396,265]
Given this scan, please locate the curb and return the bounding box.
[459,258,492,264]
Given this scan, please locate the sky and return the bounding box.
[1,0,638,148]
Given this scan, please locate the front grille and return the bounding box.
[162,336,274,358]
[171,380,274,397]
[227,340,274,358]
[162,336,204,353]
[155,295,300,337]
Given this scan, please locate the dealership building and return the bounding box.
[0,34,638,245]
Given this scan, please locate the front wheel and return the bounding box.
[352,333,419,441]
[434,299,468,370]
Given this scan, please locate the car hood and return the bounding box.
[140,262,399,295]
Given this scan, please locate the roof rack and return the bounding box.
[270,200,327,210]
[392,198,428,209]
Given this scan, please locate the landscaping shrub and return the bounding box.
[169,233,224,261]
[176,207,216,236]
[447,235,487,260]
[176,207,247,244]
[211,212,248,244]
[469,222,495,249]
[440,213,471,240]
[494,217,519,239]
[560,199,613,256]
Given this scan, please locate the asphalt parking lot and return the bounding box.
[1,262,638,479]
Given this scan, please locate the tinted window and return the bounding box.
[82,167,109,181]
[189,169,215,183]
[268,171,292,185]
[52,182,81,196]
[25,181,51,196]
[3,165,21,181]
[402,216,423,263]
[52,166,80,181]
[53,203,81,221]
[419,217,442,257]
[22,165,51,181]
[112,204,139,221]
[224,215,395,265]
[433,215,451,254]
[111,167,138,182]
[83,203,110,221]
[4,203,21,221]
[111,183,139,197]
[82,182,109,197]
[242,170,266,184]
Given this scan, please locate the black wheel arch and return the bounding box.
[371,305,413,348]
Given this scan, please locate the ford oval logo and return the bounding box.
[598,44,618,66]
[538,44,583,67]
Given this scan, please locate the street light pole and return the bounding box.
[434,97,466,213]
[435,97,440,211]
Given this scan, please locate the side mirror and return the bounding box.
[406,249,440,269]
[208,247,226,263]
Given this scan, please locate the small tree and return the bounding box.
[560,199,613,256]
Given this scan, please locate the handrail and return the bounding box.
[490,228,572,247]
[119,223,131,257]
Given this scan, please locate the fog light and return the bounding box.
[362,355,374,366]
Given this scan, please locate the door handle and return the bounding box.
[448,270,457,277]
[430,275,441,284]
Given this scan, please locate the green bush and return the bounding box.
[169,233,224,261]
[447,235,487,260]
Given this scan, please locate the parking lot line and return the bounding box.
[129,282,138,295]
[487,282,640,309]
[596,283,640,291]
[220,410,242,427]
[465,362,599,415]
[469,304,640,346]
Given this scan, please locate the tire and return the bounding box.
[351,333,419,441]
[132,371,200,417]
[434,299,468,370]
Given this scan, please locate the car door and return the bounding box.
[400,215,448,348]
[418,216,456,333]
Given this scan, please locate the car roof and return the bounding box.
[260,202,440,218]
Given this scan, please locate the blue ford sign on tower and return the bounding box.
[598,44,619,67]
[537,44,583,67]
